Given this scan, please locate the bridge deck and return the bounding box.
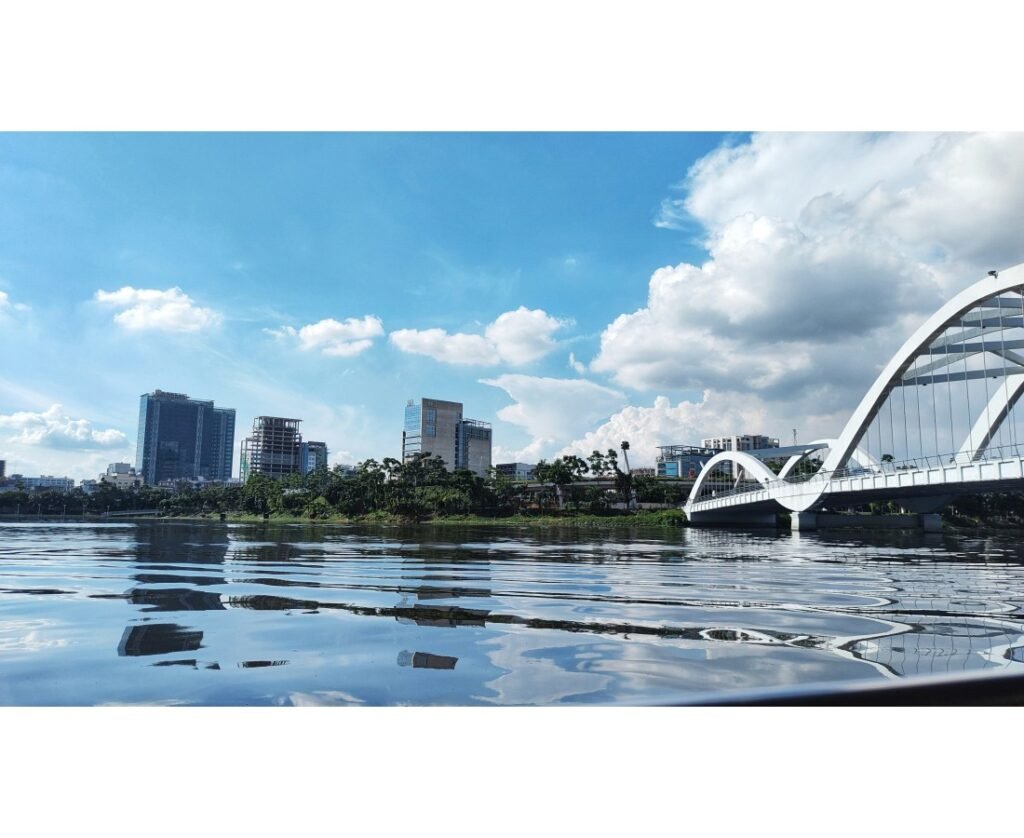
[687,454,1024,515]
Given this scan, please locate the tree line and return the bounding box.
[0,450,690,521]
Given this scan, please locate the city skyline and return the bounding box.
[4,132,1024,480]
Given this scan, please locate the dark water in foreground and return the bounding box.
[1,520,1023,705]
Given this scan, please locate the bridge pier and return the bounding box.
[686,509,779,528]
[795,511,944,531]
[791,512,817,531]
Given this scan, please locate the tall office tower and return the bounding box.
[299,441,329,475]
[402,398,492,477]
[240,416,302,480]
[136,390,236,484]
[0,460,5,480]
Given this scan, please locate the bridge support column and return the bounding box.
[791,512,817,531]
[920,513,943,533]
[686,509,779,527]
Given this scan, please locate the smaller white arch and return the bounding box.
[686,450,779,504]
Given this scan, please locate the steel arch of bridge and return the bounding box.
[686,263,1024,517]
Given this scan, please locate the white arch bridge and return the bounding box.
[685,264,1024,529]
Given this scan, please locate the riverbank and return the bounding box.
[215,509,688,528]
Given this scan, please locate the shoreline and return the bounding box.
[0,509,688,529]
[5,510,1024,535]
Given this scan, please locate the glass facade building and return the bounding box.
[402,398,492,477]
[655,445,721,479]
[300,441,329,475]
[136,390,236,484]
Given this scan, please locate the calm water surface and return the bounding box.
[1,520,1023,705]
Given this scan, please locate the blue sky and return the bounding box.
[0,132,729,478]
[5,132,1024,481]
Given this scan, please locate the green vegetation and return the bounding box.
[0,451,689,527]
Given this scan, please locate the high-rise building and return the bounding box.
[402,398,492,477]
[240,416,302,480]
[0,460,5,480]
[299,441,329,475]
[136,390,236,484]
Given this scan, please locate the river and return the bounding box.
[1,520,1022,705]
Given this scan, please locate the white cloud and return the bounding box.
[480,374,627,461]
[557,393,776,467]
[568,352,587,374]
[0,290,29,316]
[390,328,499,365]
[94,286,222,332]
[390,307,568,366]
[593,133,1024,439]
[267,315,384,357]
[0,404,129,450]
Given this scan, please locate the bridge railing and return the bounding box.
[689,442,1024,505]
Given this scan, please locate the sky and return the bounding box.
[3,131,1024,481]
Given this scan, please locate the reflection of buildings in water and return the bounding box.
[398,584,492,601]
[132,521,231,565]
[117,623,203,656]
[394,604,490,628]
[397,650,458,669]
[128,587,225,611]
[394,557,496,628]
[124,526,230,648]
[225,540,304,564]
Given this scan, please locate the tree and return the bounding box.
[587,450,608,477]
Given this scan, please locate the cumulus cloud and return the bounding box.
[559,133,1024,462]
[568,352,587,374]
[594,132,1024,430]
[481,374,627,461]
[94,286,222,332]
[390,329,498,365]
[267,315,384,357]
[391,307,568,366]
[0,290,29,316]
[555,394,775,466]
[0,405,129,450]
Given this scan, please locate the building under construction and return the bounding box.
[240,416,302,480]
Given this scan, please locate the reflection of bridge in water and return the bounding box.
[686,264,1024,528]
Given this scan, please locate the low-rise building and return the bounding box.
[700,434,780,453]
[495,462,535,481]
[1,474,76,492]
[656,445,721,479]
[99,462,144,490]
[693,434,781,478]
